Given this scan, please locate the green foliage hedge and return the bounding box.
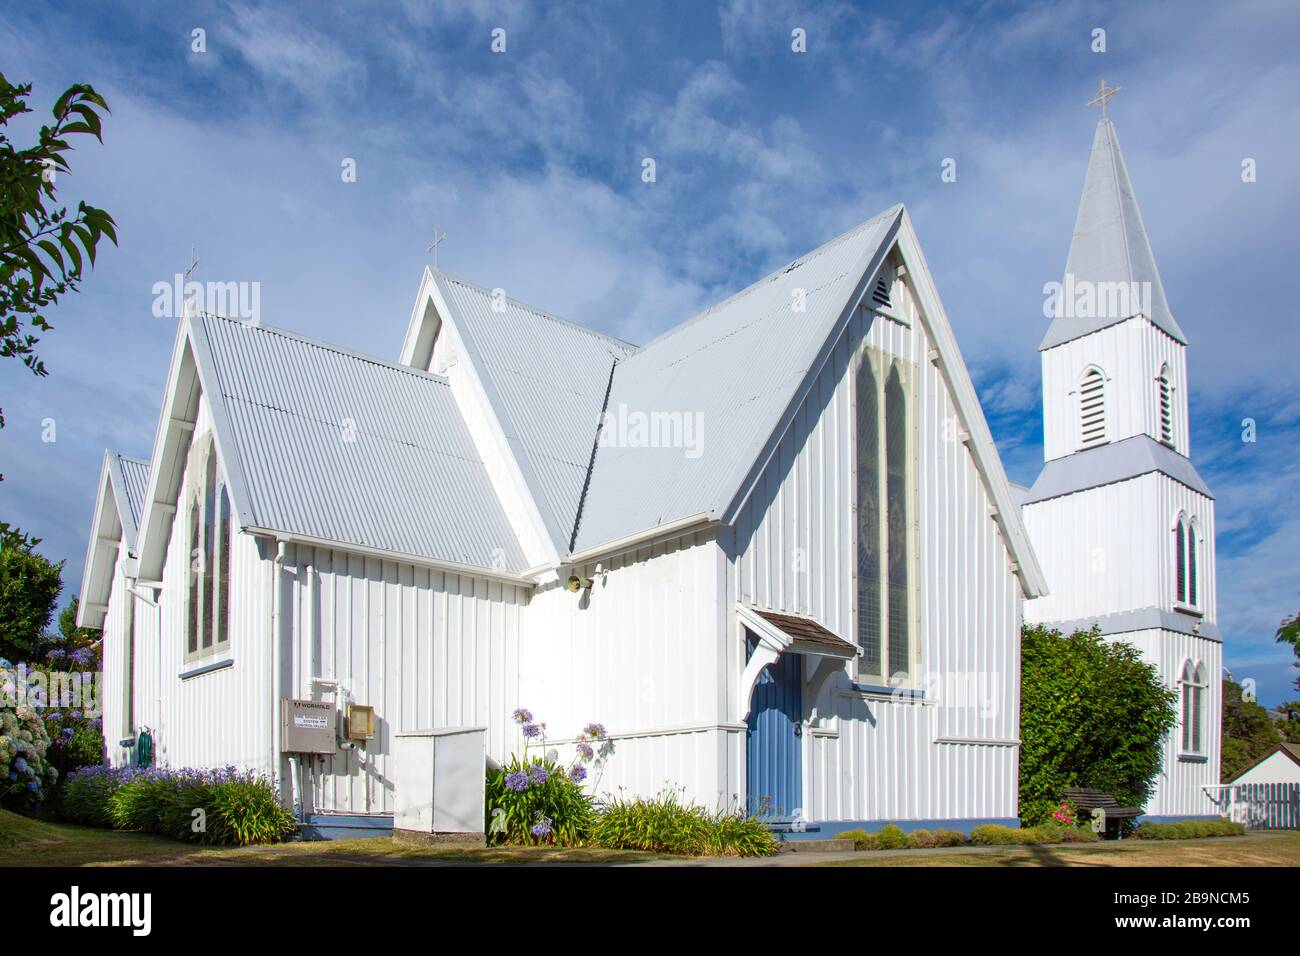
[60,765,295,846]
[1019,625,1177,826]
[1132,818,1246,840]
[835,822,1101,850]
[590,788,778,857]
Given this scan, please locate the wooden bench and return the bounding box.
[1064,787,1143,838]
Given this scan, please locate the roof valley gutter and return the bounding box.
[567,358,618,554]
[241,526,535,587]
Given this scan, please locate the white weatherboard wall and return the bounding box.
[108,395,275,777]
[1233,751,1300,786]
[280,543,526,816]
[1023,472,1216,625]
[1120,628,1221,817]
[522,530,732,808]
[728,273,1023,824]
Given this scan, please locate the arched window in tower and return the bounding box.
[1180,661,1207,755]
[1157,364,1174,448]
[1078,366,1107,449]
[1187,520,1199,607]
[1174,515,1187,604]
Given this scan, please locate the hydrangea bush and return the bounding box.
[484,708,614,846]
[0,659,60,810]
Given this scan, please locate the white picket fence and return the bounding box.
[1204,783,1300,830]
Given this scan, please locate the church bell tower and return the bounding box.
[1021,83,1222,819]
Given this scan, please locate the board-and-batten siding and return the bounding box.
[522,530,731,808]
[1023,472,1216,624]
[280,544,527,816]
[1114,628,1222,817]
[1042,319,1190,462]
[729,277,1023,824]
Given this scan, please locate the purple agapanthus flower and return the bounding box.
[531,818,552,839]
[575,741,594,762]
[521,723,541,739]
[512,708,533,724]
[528,765,549,784]
[568,764,588,783]
[504,771,530,792]
[582,723,607,740]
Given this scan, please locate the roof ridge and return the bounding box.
[432,270,639,354]
[629,204,903,356]
[197,312,453,387]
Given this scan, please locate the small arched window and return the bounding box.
[1180,661,1206,755]
[1174,515,1187,604]
[1078,367,1107,449]
[1157,364,1174,448]
[1187,521,1199,607]
[186,432,233,662]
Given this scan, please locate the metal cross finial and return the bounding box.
[1086,79,1121,118]
[426,224,448,270]
[184,244,200,282]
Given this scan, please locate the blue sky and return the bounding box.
[1,1,1296,704]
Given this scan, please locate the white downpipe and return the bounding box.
[270,540,287,805]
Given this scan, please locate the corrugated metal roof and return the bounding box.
[1025,434,1212,504]
[196,313,527,572]
[572,207,900,553]
[112,452,150,550]
[432,272,636,552]
[1041,119,1185,350]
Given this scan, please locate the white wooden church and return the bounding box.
[77,107,1220,837]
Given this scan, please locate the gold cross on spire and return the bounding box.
[1085,79,1121,118]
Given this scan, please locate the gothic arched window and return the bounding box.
[186,432,233,662]
[1179,660,1206,755]
[855,346,915,686]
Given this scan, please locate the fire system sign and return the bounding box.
[280,698,337,754]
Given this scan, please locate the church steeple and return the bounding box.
[1040,114,1186,350]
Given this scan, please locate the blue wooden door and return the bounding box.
[746,635,803,820]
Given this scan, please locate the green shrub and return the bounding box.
[59,765,133,826]
[930,828,968,847]
[970,824,1024,845]
[907,828,937,848]
[1019,625,1177,826]
[1060,826,1100,843]
[485,756,594,845]
[835,828,875,850]
[1132,818,1245,840]
[61,765,294,846]
[590,788,778,857]
[874,823,912,849]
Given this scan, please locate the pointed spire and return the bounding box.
[1040,117,1186,350]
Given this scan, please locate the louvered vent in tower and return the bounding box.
[1078,367,1107,448]
[1157,367,1174,448]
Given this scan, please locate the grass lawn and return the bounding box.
[824,831,1300,867]
[0,809,660,866]
[5,809,1297,867]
